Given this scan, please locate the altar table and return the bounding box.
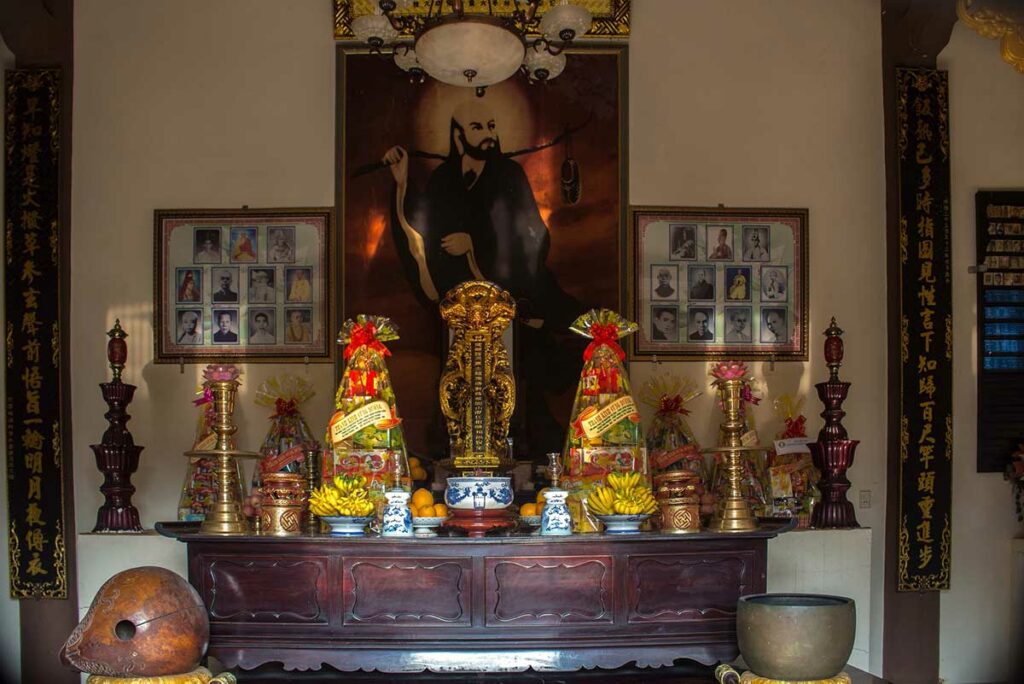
[158,521,793,674]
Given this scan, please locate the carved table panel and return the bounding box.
[158,521,792,673]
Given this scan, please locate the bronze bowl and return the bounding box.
[737,593,855,681]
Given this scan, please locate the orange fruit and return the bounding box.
[536,487,550,505]
[416,505,435,518]
[408,456,421,468]
[412,466,428,481]
[411,488,434,510]
[433,503,448,518]
[520,503,537,516]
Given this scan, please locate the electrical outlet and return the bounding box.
[859,490,871,508]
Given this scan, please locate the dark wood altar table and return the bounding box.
[158,521,794,674]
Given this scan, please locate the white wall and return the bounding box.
[0,30,23,684]
[71,0,337,620]
[937,23,1024,684]
[629,0,886,674]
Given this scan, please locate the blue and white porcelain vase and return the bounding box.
[381,489,413,537]
[540,488,572,536]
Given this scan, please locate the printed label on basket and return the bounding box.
[260,444,306,473]
[194,433,217,451]
[774,437,813,455]
[740,430,759,446]
[581,396,638,440]
[330,401,392,444]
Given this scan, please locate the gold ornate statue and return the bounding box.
[439,281,516,473]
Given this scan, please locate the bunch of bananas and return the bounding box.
[587,471,659,516]
[309,474,375,517]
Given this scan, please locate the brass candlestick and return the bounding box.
[706,367,760,533]
[187,365,259,535]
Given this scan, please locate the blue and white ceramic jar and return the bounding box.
[445,477,513,510]
[381,489,413,537]
[540,488,572,536]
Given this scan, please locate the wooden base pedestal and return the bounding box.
[444,508,515,537]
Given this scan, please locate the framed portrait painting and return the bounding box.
[628,206,808,360]
[154,207,335,363]
[337,45,627,461]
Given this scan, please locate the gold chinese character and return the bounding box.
[25,389,40,415]
[24,231,39,257]
[21,311,41,336]
[25,502,44,526]
[917,215,935,238]
[24,451,43,474]
[918,495,935,520]
[919,375,936,399]
[21,366,42,391]
[26,554,47,576]
[916,190,933,213]
[918,285,936,307]
[918,165,932,191]
[920,444,935,469]
[21,287,40,310]
[21,259,42,285]
[919,240,933,259]
[20,141,40,164]
[921,307,934,331]
[917,356,937,373]
[915,519,933,543]
[919,422,935,445]
[27,475,41,501]
[919,261,936,283]
[21,185,40,209]
[25,528,46,553]
[920,400,935,424]
[919,330,934,353]
[22,428,44,451]
[20,209,40,232]
[918,545,933,569]
[22,339,40,364]
[917,471,935,494]
[915,119,933,142]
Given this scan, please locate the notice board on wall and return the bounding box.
[976,190,1024,473]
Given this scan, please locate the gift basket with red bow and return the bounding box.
[766,395,820,526]
[243,375,318,519]
[325,315,411,518]
[562,309,648,533]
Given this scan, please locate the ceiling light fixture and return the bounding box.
[351,0,593,96]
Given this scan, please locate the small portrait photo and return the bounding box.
[724,266,751,302]
[687,264,716,301]
[761,307,789,344]
[687,306,715,342]
[760,265,789,302]
[283,307,313,344]
[175,268,202,304]
[741,224,771,262]
[724,306,753,343]
[175,309,203,345]
[650,264,679,301]
[267,226,296,263]
[669,224,697,261]
[212,309,239,344]
[649,305,679,342]
[211,267,239,303]
[193,228,222,264]
[706,225,734,261]
[248,308,276,345]
[228,226,258,263]
[285,267,313,303]
[248,267,276,304]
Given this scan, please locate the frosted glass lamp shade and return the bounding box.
[352,13,398,49]
[394,44,419,72]
[415,16,526,87]
[540,2,592,42]
[524,43,566,82]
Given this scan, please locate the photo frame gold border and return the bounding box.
[334,0,630,40]
[627,205,810,362]
[152,206,337,364]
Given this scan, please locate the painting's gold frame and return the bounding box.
[334,0,630,40]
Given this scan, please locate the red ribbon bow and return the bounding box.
[584,323,625,361]
[657,395,690,417]
[782,415,807,439]
[344,322,391,360]
[273,398,298,417]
